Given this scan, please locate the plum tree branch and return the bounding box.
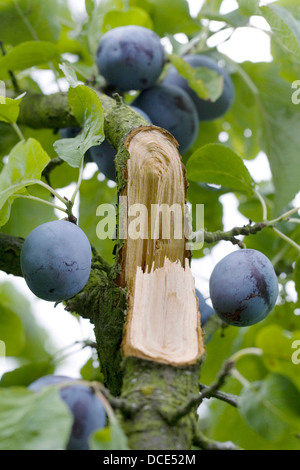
[203,207,300,250]
[17,90,149,151]
[0,233,24,277]
[18,92,78,129]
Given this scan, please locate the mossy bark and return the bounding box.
[0,233,24,277]
[119,357,204,450]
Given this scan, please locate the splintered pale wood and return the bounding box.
[120,126,204,365]
[120,126,188,290]
[123,258,203,365]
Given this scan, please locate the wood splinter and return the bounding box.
[120,126,205,366]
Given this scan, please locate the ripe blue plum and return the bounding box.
[89,140,117,181]
[21,220,92,302]
[195,288,215,326]
[162,54,234,121]
[209,249,278,327]
[59,127,81,139]
[96,25,165,91]
[130,105,152,123]
[89,106,152,180]
[133,83,199,152]
[29,375,107,450]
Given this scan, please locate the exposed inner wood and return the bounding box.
[123,258,203,365]
[120,126,204,366]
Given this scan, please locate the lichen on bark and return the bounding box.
[119,357,204,450]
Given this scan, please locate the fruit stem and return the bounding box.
[268,206,300,225]
[272,227,300,252]
[12,123,25,142]
[35,179,70,206]
[253,187,268,221]
[16,194,68,214]
[287,218,300,224]
[70,157,84,206]
[230,368,251,389]
[229,347,263,363]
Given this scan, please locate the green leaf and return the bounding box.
[168,54,224,102]
[199,0,223,16]
[256,324,300,390]
[239,373,300,441]
[0,387,73,450]
[219,9,250,27]
[0,42,60,78]
[132,0,199,36]
[0,282,54,362]
[0,361,54,388]
[54,83,105,168]
[0,305,24,356]
[0,138,51,226]
[49,161,79,190]
[85,0,95,18]
[238,0,259,16]
[224,71,262,160]
[79,174,116,264]
[80,356,104,383]
[260,5,300,62]
[294,258,300,307]
[81,0,122,59]
[274,0,300,20]
[59,62,80,88]
[186,143,254,193]
[242,62,300,212]
[0,0,61,45]
[187,181,224,232]
[90,421,129,450]
[237,181,273,221]
[1,185,56,238]
[0,95,25,124]
[0,123,18,159]
[268,302,300,332]
[102,7,153,32]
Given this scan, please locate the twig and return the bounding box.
[163,360,235,425]
[99,385,142,418]
[193,430,242,450]
[198,383,239,407]
[198,359,235,401]
[272,227,300,252]
[203,221,266,247]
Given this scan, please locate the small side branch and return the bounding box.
[199,360,235,401]
[198,384,239,408]
[193,430,242,450]
[163,360,235,425]
[204,221,266,247]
